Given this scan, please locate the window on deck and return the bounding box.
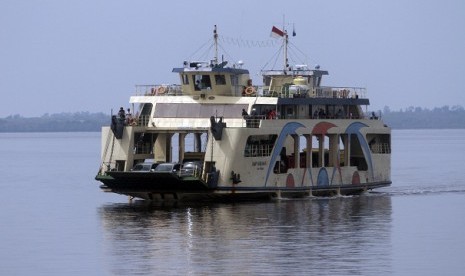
[244,135,278,157]
[367,134,391,154]
[182,74,189,85]
[193,75,212,91]
[215,75,226,85]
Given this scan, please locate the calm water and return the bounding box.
[1,130,465,275]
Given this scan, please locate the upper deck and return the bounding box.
[126,82,370,130]
[132,60,367,105]
[124,25,373,128]
[131,83,368,105]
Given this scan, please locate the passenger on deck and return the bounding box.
[118,107,125,120]
[126,108,133,125]
[270,109,276,119]
[267,109,276,119]
[242,109,248,118]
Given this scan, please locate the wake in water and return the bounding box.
[370,183,465,197]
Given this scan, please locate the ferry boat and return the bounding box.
[95,25,391,201]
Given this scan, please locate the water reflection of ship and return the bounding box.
[99,196,392,274]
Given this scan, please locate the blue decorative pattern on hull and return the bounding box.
[264,122,305,186]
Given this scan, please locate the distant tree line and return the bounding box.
[0,106,464,132]
[0,112,109,132]
[377,105,465,129]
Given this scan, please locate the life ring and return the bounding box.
[245,86,256,95]
[157,86,166,94]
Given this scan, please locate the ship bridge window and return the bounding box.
[215,75,226,85]
[244,135,277,157]
[182,74,189,85]
[263,76,272,86]
[193,75,212,91]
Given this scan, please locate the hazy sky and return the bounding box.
[1,0,464,117]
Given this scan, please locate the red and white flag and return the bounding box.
[271,26,284,38]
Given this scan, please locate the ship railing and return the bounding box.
[133,84,366,99]
[314,86,367,99]
[137,115,150,126]
[254,85,367,99]
[134,84,183,96]
[243,115,265,128]
[99,161,116,174]
[114,115,149,127]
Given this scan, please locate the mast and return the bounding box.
[283,29,289,73]
[282,16,288,73]
[213,25,218,65]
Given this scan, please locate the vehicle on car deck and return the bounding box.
[180,161,203,177]
[154,163,182,174]
[131,162,159,172]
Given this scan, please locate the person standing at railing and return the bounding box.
[266,109,276,119]
[126,108,134,125]
[118,107,125,120]
[242,109,248,118]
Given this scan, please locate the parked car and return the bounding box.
[153,163,182,173]
[180,161,203,177]
[131,162,159,172]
